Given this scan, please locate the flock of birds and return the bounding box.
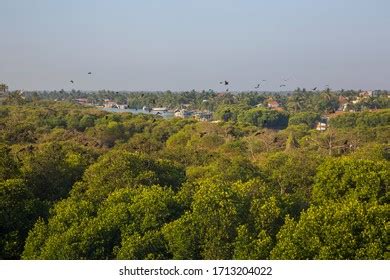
[218,78,330,92]
[69,73,329,92]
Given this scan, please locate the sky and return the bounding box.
[1,0,389,91]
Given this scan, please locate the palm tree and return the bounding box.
[288,92,305,112]
[0,83,8,93]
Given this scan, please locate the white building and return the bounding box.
[316,122,327,131]
[174,109,192,118]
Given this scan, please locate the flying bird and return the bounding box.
[70,80,74,83]
[255,84,260,89]
[312,87,317,91]
[88,72,92,75]
[220,80,229,85]
[280,84,286,87]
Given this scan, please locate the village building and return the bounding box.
[267,100,280,109]
[174,109,192,118]
[193,111,213,122]
[74,98,89,105]
[359,90,373,98]
[315,116,329,131]
[338,96,350,111]
[174,109,213,121]
[103,100,118,108]
[117,104,128,109]
[315,122,327,131]
[352,99,360,104]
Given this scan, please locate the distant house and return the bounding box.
[338,96,349,111]
[315,122,327,131]
[315,116,329,131]
[152,107,168,112]
[194,111,213,122]
[267,100,280,109]
[104,100,117,108]
[352,98,361,104]
[74,98,89,105]
[117,104,128,109]
[174,109,192,118]
[359,91,373,98]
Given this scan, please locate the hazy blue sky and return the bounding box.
[1,0,389,91]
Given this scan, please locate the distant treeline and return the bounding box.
[14,88,390,113]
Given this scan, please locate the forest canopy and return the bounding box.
[0,95,388,260]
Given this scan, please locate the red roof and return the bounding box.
[268,100,279,107]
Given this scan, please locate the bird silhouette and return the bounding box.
[280,84,286,87]
[312,87,317,91]
[88,72,92,75]
[220,80,229,85]
[70,80,74,83]
[255,84,260,89]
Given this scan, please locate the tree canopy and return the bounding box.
[0,97,388,260]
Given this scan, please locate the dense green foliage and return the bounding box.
[0,97,388,260]
[330,110,390,128]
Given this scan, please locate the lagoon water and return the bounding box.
[102,108,174,118]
